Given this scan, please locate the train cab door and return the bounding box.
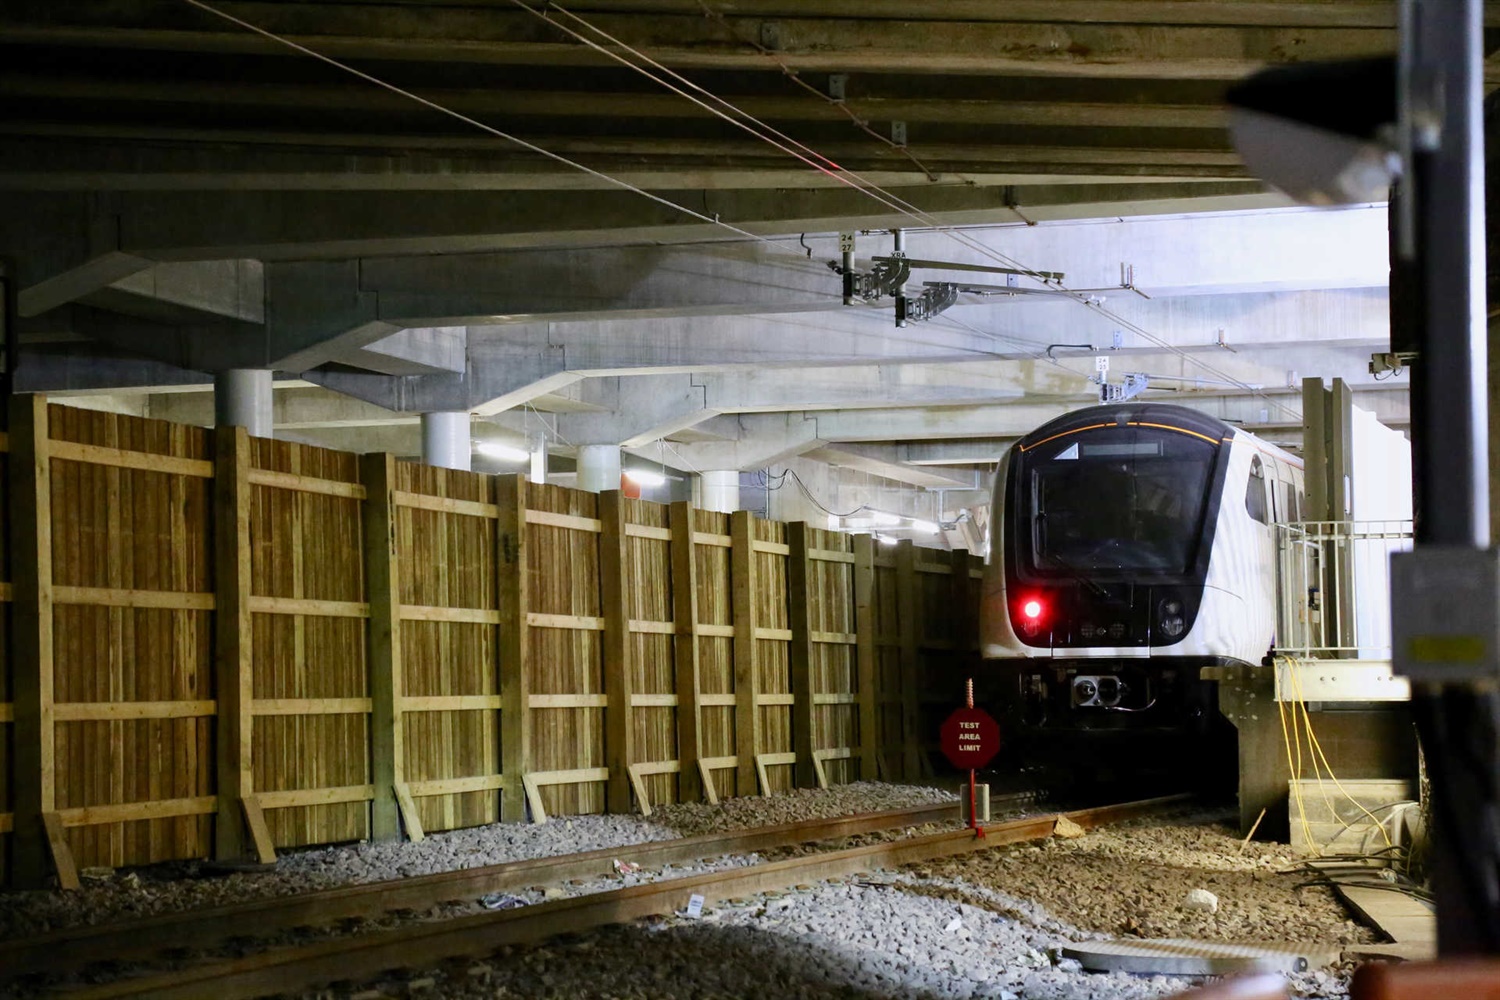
[1243,453,1277,657]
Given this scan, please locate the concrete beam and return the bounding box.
[801,443,982,489]
[647,412,826,471]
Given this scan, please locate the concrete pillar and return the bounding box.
[528,431,548,485]
[577,443,621,493]
[697,469,740,513]
[421,410,471,471]
[213,368,273,437]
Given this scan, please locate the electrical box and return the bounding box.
[1391,547,1500,682]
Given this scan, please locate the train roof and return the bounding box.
[1018,403,1235,449]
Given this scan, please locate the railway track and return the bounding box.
[1,801,960,984]
[48,794,1187,1000]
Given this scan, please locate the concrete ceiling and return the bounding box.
[0,0,1438,484]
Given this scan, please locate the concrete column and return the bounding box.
[528,431,548,485]
[577,443,621,493]
[421,410,471,471]
[697,469,740,513]
[213,368,273,437]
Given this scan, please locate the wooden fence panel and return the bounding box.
[525,484,604,817]
[871,550,905,779]
[623,498,676,808]
[395,462,501,834]
[47,405,214,869]
[752,517,793,794]
[692,508,737,799]
[807,528,858,786]
[249,440,369,849]
[0,429,11,883]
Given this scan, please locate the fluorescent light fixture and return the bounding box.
[623,468,666,487]
[910,519,941,535]
[475,441,530,462]
[842,517,876,530]
[875,533,899,546]
[871,512,902,527]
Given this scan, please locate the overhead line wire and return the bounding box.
[530,0,1300,419]
[175,0,812,259]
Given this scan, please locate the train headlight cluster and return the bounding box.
[1157,598,1186,639]
[1016,596,1047,637]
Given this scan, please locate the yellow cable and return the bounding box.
[1276,662,1319,855]
[1286,659,1395,849]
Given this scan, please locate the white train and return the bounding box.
[979,402,1304,742]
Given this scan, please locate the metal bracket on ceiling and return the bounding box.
[896,283,959,327]
[1094,372,1150,404]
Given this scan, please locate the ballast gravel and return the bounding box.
[0,781,956,939]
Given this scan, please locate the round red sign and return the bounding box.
[940,706,1001,771]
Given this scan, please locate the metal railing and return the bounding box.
[1274,519,1413,659]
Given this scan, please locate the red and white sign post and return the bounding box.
[939,679,1001,836]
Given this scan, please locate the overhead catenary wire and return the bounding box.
[174,0,812,260]
[526,0,1302,421]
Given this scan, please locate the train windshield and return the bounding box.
[1022,425,1219,575]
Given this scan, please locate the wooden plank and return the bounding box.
[0,582,13,601]
[526,612,605,630]
[56,796,217,827]
[692,531,732,547]
[53,700,216,721]
[408,774,506,797]
[251,698,372,716]
[256,785,376,809]
[521,773,546,824]
[813,693,860,705]
[788,522,816,788]
[497,475,530,823]
[214,425,255,862]
[752,540,791,556]
[626,763,653,818]
[247,467,366,500]
[627,619,675,634]
[247,596,369,618]
[631,693,678,708]
[599,491,633,815]
[809,548,857,564]
[0,813,14,834]
[624,523,671,541]
[811,631,858,645]
[403,695,504,712]
[529,767,610,786]
[529,694,608,709]
[393,781,425,843]
[524,509,601,533]
[697,759,719,805]
[853,534,878,781]
[752,627,794,641]
[896,540,922,779]
[730,510,759,796]
[11,395,54,888]
[695,623,735,638]
[392,490,497,519]
[241,796,277,864]
[632,760,681,775]
[1336,883,1436,946]
[52,586,215,610]
[700,693,736,707]
[49,438,213,478]
[399,604,501,625]
[361,453,404,842]
[669,502,703,803]
[42,812,79,890]
[756,693,795,706]
[0,703,12,723]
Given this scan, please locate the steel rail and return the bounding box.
[0,801,959,981]
[70,795,1189,1000]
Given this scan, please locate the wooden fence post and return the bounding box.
[852,533,878,782]
[787,522,816,788]
[361,453,408,841]
[497,475,531,822]
[599,490,634,814]
[895,538,922,779]
[10,395,61,888]
[213,426,260,861]
[668,502,702,803]
[729,509,759,796]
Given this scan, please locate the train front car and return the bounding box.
[980,403,1269,783]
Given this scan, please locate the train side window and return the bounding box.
[1285,482,1300,521]
[1246,456,1269,524]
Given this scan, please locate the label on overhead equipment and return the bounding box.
[1391,547,1500,681]
[1095,355,1110,373]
